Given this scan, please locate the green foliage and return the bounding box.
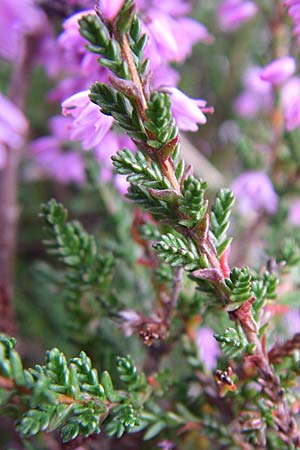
[90,82,148,141]
[225,267,253,310]
[210,188,235,256]
[252,271,279,314]
[117,355,147,392]
[153,232,200,269]
[178,176,208,227]
[280,238,300,267]
[145,91,178,148]
[79,15,129,78]
[112,148,170,189]
[0,335,146,442]
[214,325,249,358]
[40,199,114,340]
[128,16,149,76]
[126,184,177,220]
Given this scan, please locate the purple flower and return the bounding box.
[164,87,212,131]
[97,0,125,21]
[196,327,221,370]
[0,93,28,169]
[94,132,133,194]
[232,171,278,216]
[143,10,213,67]
[30,116,85,184]
[284,0,300,41]
[0,0,47,61]
[260,57,296,85]
[281,77,300,130]
[234,66,273,118]
[288,199,300,226]
[62,90,114,149]
[217,0,258,32]
[58,10,100,77]
[157,440,175,450]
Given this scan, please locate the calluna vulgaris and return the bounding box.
[0,0,300,449]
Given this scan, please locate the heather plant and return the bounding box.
[1,1,300,450]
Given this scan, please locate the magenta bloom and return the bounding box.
[234,66,273,118]
[217,0,257,32]
[97,0,125,21]
[232,171,278,216]
[58,10,100,77]
[0,0,47,61]
[30,116,85,184]
[196,327,221,370]
[288,199,300,226]
[284,0,300,41]
[281,77,300,130]
[165,87,212,131]
[260,57,296,85]
[62,90,114,149]
[0,93,28,169]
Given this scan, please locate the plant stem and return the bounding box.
[0,37,35,336]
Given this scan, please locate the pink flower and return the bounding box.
[62,90,114,149]
[196,327,221,370]
[97,0,125,21]
[217,0,258,32]
[284,0,300,41]
[281,77,300,130]
[234,66,273,118]
[260,57,296,85]
[164,87,212,131]
[232,171,278,216]
[30,116,85,184]
[58,10,99,76]
[0,0,47,61]
[0,93,28,169]
[288,199,300,226]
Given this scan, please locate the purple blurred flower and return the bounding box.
[143,10,213,68]
[0,0,47,61]
[62,90,114,149]
[217,0,258,32]
[284,0,300,41]
[165,87,212,131]
[260,57,296,85]
[196,327,220,370]
[234,66,273,118]
[281,77,300,130]
[97,0,125,21]
[288,199,300,226]
[282,309,300,337]
[232,171,278,216]
[94,132,133,194]
[157,440,175,450]
[0,93,28,169]
[58,10,100,77]
[30,116,85,184]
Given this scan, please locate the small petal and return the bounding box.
[97,0,125,21]
[260,57,296,85]
[232,171,278,216]
[165,87,209,131]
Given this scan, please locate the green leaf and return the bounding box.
[210,189,235,256]
[179,176,208,227]
[153,232,200,269]
[214,326,248,358]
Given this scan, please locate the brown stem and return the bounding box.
[121,34,148,112]
[268,333,300,364]
[120,33,181,194]
[0,36,36,336]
